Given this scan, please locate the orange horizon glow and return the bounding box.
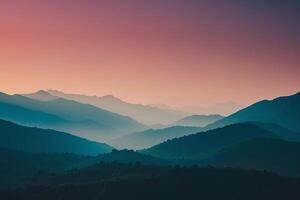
[1,1,299,107]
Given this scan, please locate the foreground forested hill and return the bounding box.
[1,163,300,200]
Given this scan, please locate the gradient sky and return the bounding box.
[0,0,299,107]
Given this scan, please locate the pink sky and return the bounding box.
[0,1,299,107]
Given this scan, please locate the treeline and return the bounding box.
[2,163,300,200]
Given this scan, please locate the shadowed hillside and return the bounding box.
[143,123,278,160]
[0,102,109,140]
[203,138,300,177]
[0,119,113,155]
[0,148,91,188]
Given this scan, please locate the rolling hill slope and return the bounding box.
[204,138,300,176]
[142,123,278,160]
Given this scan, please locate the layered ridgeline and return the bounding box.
[141,122,300,176]
[0,119,112,155]
[23,90,187,125]
[112,92,300,150]
[172,114,224,127]
[111,126,203,150]
[0,101,105,140]
[206,92,300,132]
[142,123,279,160]
[0,92,145,141]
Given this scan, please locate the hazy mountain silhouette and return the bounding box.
[110,126,203,150]
[179,101,243,116]
[0,92,145,141]
[23,90,58,101]
[109,115,223,150]
[207,92,300,132]
[0,119,112,155]
[172,114,224,127]
[43,90,187,125]
[204,138,300,176]
[142,123,278,160]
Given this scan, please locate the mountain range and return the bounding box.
[23,90,188,125]
[0,92,145,141]
[111,92,300,150]
[1,89,300,189]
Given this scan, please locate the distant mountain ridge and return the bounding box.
[23,90,58,101]
[172,114,224,127]
[178,101,243,116]
[35,90,188,125]
[111,126,203,150]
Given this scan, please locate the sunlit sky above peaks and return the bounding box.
[1,0,299,107]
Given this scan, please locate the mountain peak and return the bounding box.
[35,90,52,95]
[22,90,58,101]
